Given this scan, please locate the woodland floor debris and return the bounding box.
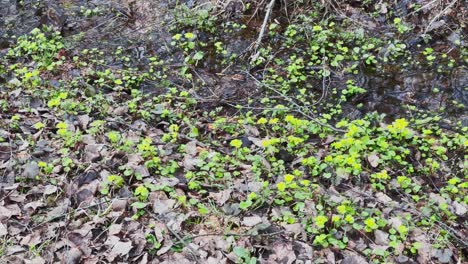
[0,0,467,263]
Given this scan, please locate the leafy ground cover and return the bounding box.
[0,0,467,263]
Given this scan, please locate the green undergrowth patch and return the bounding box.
[1,3,467,262]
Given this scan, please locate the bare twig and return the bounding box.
[177,230,284,242]
[224,103,290,111]
[247,0,267,23]
[311,61,330,106]
[32,198,122,229]
[328,0,378,29]
[147,211,202,264]
[342,185,468,248]
[179,134,227,154]
[407,0,441,16]
[424,0,458,35]
[250,0,276,63]
[242,71,346,133]
[92,216,120,243]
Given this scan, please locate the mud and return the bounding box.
[1,0,466,126]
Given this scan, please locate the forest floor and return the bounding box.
[0,0,467,263]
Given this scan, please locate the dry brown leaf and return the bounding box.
[47,199,70,220]
[267,242,297,264]
[24,201,44,213]
[183,156,200,170]
[208,189,231,206]
[24,257,46,264]
[367,153,380,168]
[241,215,262,227]
[157,240,173,256]
[152,198,176,215]
[0,204,21,220]
[283,223,304,237]
[84,144,104,162]
[43,185,58,195]
[185,141,198,156]
[108,224,123,236]
[109,241,133,261]
[0,222,7,236]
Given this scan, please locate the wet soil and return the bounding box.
[2,0,466,126]
[0,1,467,263]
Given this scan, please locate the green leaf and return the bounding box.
[294,192,307,200]
[33,122,46,130]
[233,246,250,259]
[364,217,378,230]
[193,51,204,61]
[239,200,253,210]
[56,122,67,129]
[131,202,147,209]
[315,215,328,229]
[198,204,209,215]
[100,186,109,195]
[135,185,149,200]
[248,257,257,264]
[184,32,195,39]
[312,25,322,31]
[230,139,243,149]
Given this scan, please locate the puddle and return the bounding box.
[1,0,466,127]
[358,62,467,126]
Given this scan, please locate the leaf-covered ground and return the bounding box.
[0,0,467,263]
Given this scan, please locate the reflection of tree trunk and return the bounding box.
[451,67,468,106]
[38,4,68,32]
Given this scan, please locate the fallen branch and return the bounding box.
[407,0,441,16]
[180,230,284,240]
[250,0,276,63]
[342,185,468,248]
[423,0,457,35]
[148,211,202,264]
[32,198,122,229]
[242,71,346,133]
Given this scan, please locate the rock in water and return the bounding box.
[452,67,468,107]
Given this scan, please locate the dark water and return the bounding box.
[1,0,466,127]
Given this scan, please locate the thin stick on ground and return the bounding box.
[242,71,346,133]
[424,0,458,35]
[180,230,284,241]
[32,198,122,229]
[250,0,276,63]
[341,184,468,248]
[407,0,441,16]
[148,211,202,264]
